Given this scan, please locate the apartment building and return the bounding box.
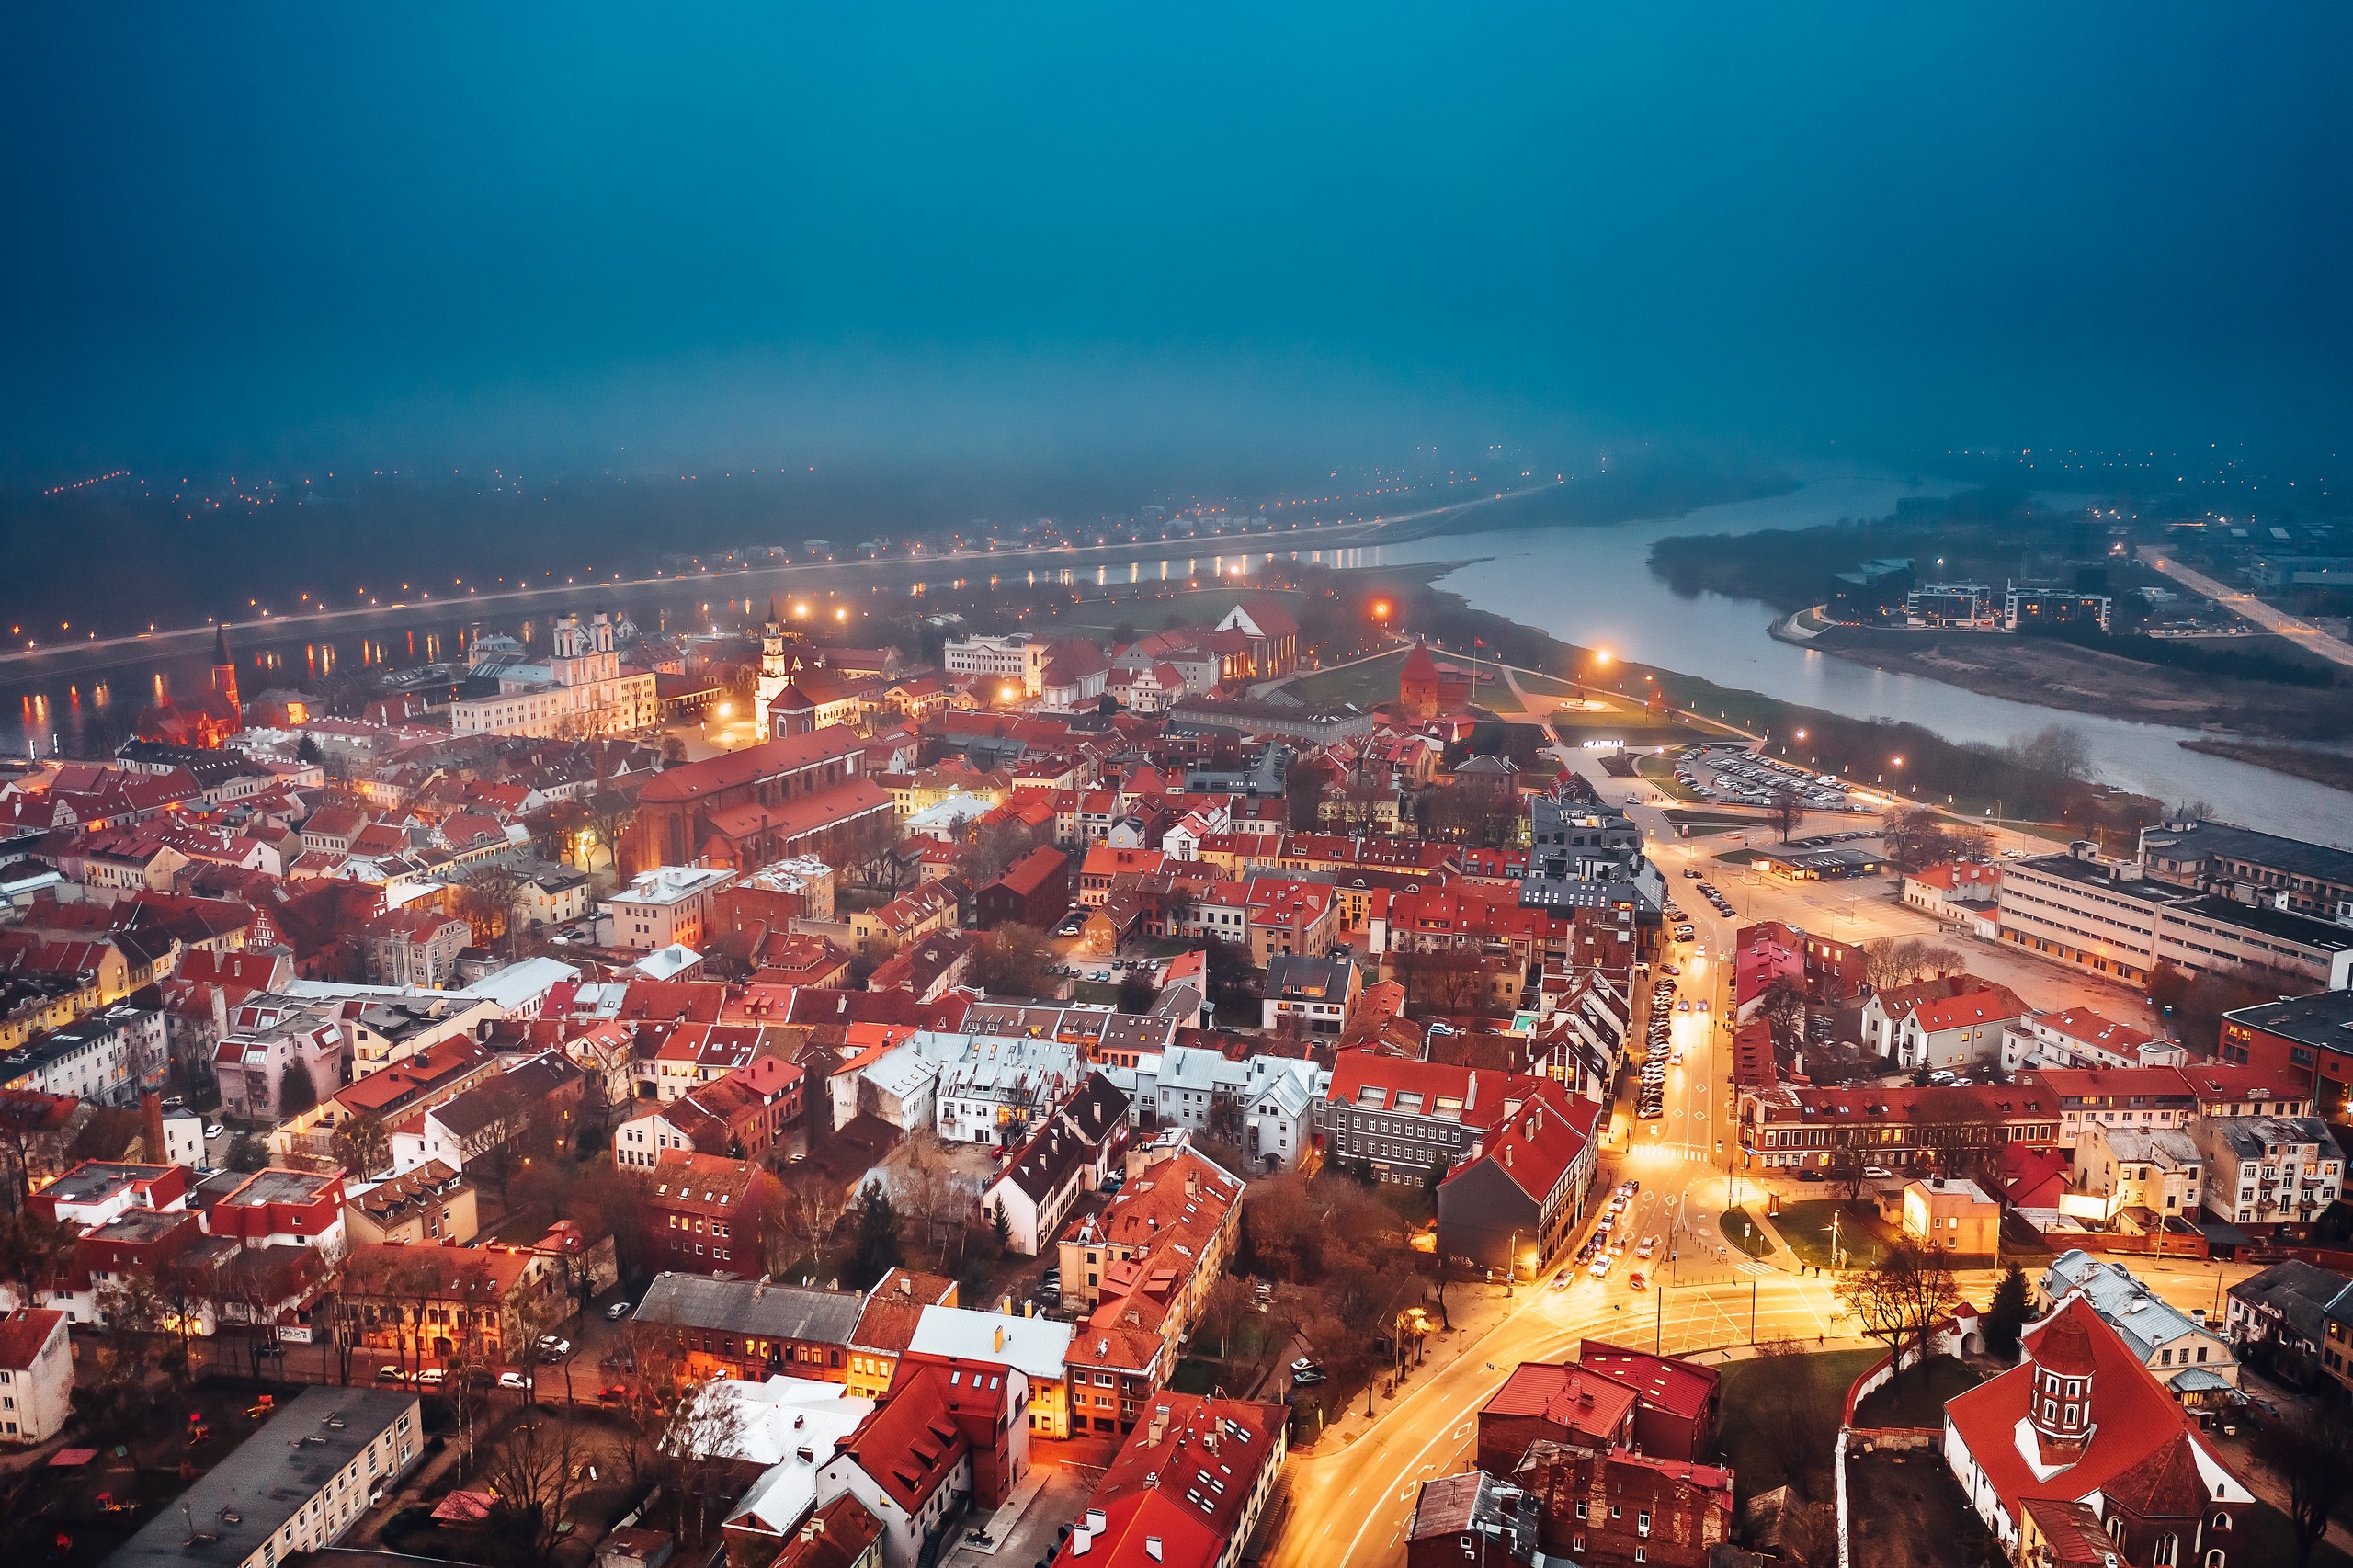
[2197,1115,2344,1236]
[943,634,1049,699]
[1997,845,2353,990]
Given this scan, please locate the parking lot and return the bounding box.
[1672,744,1869,812]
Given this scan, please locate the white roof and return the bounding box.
[630,944,704,982]
[710,1376,875,1532]
[458,956,580,1013]
[908,1306,1074,1381]
[861,1043,942,1101]
[611,865,734,907]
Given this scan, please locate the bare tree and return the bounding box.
[1824,1145,1867,1207]
[1733,1341,1841,1501]
[1835,1237,1957,1372]
[1197,1274,1252,1360]
[458,861,528,950]
[1860,937,1935,993]
[1759,975,1806,1051]
[329,1111,392,1179]
[482,1410,584,1559]
[1767,785,1805,844]
[2010,723,2094,782]
[2256,1403,2353,1568]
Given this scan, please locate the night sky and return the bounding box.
[6,6,2351,482]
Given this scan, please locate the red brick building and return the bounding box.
[626,727,895,876]
[975,846,1072,930]
[1511,1440,1734,1568]
[642,1149,773,1275]
[1573,1343,1722,1463]
[1476,1362,1636,1473]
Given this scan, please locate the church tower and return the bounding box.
[755,596,792,733]
[2029,1311,2097,1457]
[210,624,241,712]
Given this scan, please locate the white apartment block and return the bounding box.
[1998,846,2353,990]
[2073,1124,2204,1222]
[943,634,1049,699]
[2198,1115,2344,1233]
[606,864,736,951]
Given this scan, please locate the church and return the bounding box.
[136,626,245,748]
[449,612,658,738]
[1941,1296,2251,1567]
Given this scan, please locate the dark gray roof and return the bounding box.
[1265,953,1353,1002]
[2143,820,2353,892]
[2231,1258,2353,1345]
[432,1051,583,1138]
[2223,991,2353,1052]
[104,1387,417,1568]
[632,1272,866,1345]
[999,1119,1093,1204]
[1062,1071,1132,1144]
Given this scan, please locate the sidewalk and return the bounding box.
[1302,1277,1524,1450]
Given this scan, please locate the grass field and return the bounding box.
[1775,1200,1895,1270]
[1852,1357,1982,1427]
[1715,1347,1880,1499]
[1279,649,1410,710]
[1636,754,1705,801]
[1722,1208,1774,1258]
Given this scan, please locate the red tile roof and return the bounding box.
[0,1306,66,1369]
[836,1362,971,1511]
[1574,1342,1721,1423]
[636,726,867,804]
[1942,1297,2237,1534]
[1443,1081,1599,1203]
[1481,1362,1636,1446]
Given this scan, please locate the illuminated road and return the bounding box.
[1267,1269,1847,1568]
[2139,546,2353,671]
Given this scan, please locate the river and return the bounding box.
[1350,471,2353,846]
[8,470,2347,846]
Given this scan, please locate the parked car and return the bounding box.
[606,1300,633,1322]
[1798,1168,1825,1183]
[375,1366,408,1383]
[537,1335,572,1360]
[416,1368,446,1386]
[204,1122,224,1141]
[497,1372,533,1391]
[1290,1358,1321,1376]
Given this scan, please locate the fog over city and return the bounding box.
[6,6,2350,494]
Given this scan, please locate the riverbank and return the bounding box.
[2177,739,2353,794]
[1346,566,2158,844]
[1790,623,2349,758]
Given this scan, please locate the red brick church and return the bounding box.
[136,626,245,748]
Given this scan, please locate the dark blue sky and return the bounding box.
[6,5,2350,480]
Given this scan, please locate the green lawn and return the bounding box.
[1722,1208,1775,1258]
[1661,810,1762,838]
[1852,1357,1982,1427]
[1715,1347,1880,1499]
[1167,1358,1220,1395]
[1279,650,1411,710]
[2240,1501,2353,1568]
[1774,1200,1894,1270]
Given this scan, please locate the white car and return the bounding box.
[204,1123,224,1141]
[416,1368,446,1386]
[497,1372,533,1391]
